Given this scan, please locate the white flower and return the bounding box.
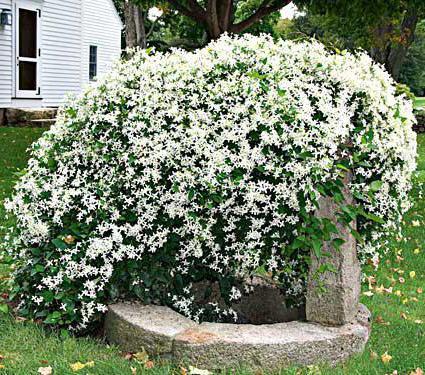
[147,7,163,22]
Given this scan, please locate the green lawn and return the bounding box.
[415,97,425,109]
[0,127,424,374]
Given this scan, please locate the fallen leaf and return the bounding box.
[0,365,5,369]
[414,320,423,324]
[400,312,408,320]
[180,367,188,375]
[70,363,85,372]
[410,368,423,375]
[123,353,133,361]
[70,361,94,372]
[381,352,392,364]
[363,291,374,297]
[145,360,154,369]
[38,366,53,375]
[412,220,420,226]
[417,288,423,294]
[189,366,212,375]
[375,316,386,324]
[395,290,402,297]
[410,271,416,278]
[396,255,404,263]
[384,287,393,294]
[411,297,419,302]
[375,285,385,294]
[370,350,378,360]
[133,350,149,364]
[131,367,137,375]
[414,248,421,254]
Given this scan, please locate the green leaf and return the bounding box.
[312,239,322,258]
[370,180,383,192]
[52,238,67,250]
[0,304,9,314]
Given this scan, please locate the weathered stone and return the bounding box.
[193,276,305,324]
[306,172,361,326]
[105,303,196,355]
[173,304,370,371]
[104,303,371,372]
[5,108,57,125]
[0,109,5,126]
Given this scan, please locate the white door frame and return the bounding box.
[13,0,42,98]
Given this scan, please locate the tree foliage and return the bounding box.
[294,0,425,79]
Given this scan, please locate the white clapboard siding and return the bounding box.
[0,0,13,106]
[0,0,121,108]
[81,0,122,87]
[40,0,82,106]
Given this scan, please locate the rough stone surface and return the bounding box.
[306,172,361,326]
[105,303,196,355]
[4,108,57,126]
[0,109,5,126]
[105,303,371,371]
[193,276,305,324]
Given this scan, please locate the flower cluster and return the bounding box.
[3,34,416,329]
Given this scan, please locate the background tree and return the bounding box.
[115,0,284,49]
[294,0,425,80]
[399,20,425,96]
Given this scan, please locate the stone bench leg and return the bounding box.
[306,173,361,326]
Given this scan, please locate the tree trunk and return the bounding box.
[370,7,419,80]
[123,0,147,49]
[386,7,419,80]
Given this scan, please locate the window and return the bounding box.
[89,45,97,81]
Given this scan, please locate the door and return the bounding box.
[15,1,41,98]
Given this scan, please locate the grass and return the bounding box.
[0,127,424,374]
[414,97,425,109]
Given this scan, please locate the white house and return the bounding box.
[0,0,122,109]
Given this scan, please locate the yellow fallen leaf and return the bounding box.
[131,367,137,375]
[410,271,416,278]
[133,350,149,363]
[414,248,421,254]
[395,290,402,297]
[70,361,94,372]
[412,220,420,227]
[0,365,5,369]
[363,291,374,297]
[410,368,424,375]
[375,285,385,294]
[402,298,409,304]
[381,352,392,364]
[414,320,423,324]
[70,363,85,372]
[38,367,53,375]
[411,297,419,302]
